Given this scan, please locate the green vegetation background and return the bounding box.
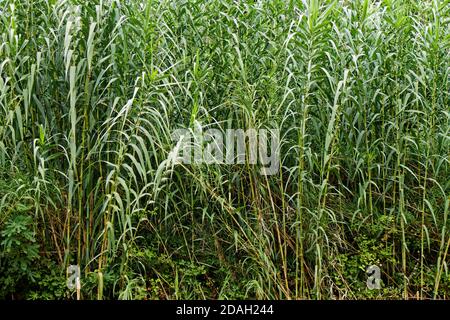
[0,0,449,299]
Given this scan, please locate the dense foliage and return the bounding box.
[0,0,449,299]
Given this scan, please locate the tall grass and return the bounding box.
[0,0,449,299]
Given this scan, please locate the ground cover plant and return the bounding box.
[0,0,449,300]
